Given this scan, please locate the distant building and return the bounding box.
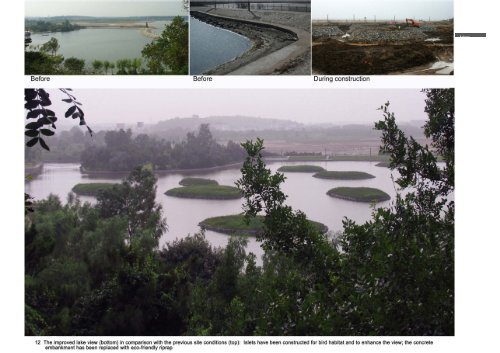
[137,122,144,128]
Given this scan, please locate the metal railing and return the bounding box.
[191,1,311,13]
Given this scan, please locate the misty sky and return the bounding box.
[312,0,453,21]
[25,0,186,17]
[45,89,428,126]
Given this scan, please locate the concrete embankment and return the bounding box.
[192,9,311,75]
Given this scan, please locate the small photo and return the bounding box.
[312,0,454,75]
[25,0,189,75]
[190,0,311,75]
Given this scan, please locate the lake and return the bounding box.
[26,161,399,262]
[29,21,170,65]
[190,17,252,74]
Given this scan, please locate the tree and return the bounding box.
[339,89,455,335]
[97,166,167,241]
[63,57,85,74]
[40,37,59,56]
[91,60,103,74]
[103,60,111,74]
[141,16,188,74]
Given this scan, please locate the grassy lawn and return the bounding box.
[199,214,328,236]
[72,183,117,196]
[313,171,375,180]
[179,177,219,186]
[277,165,326,173]
[165,185,242,199]
[327,187,390,203]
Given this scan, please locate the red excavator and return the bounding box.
[406,18,421,28]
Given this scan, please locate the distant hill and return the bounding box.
[154,115,305,132]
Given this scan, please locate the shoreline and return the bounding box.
[80,161,244,177]
[191,9,311,75]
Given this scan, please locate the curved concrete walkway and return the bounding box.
[196,11,311,75]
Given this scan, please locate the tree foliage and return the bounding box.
[40,37,60,56]
[81,124,246,172]
[25,89,91,151]
[141,16,188,75]
[97,166,167,240]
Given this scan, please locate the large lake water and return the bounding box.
[190,17,252,74]
[26,161,399,262]
[29,21,170,65]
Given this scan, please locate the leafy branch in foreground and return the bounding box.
[25,88,92,151]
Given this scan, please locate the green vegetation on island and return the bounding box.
[179,178,218,186]
[81,124,246,172]
[72,183,118,196]
[327,187,390,202]
[165,185,242,200]
[277,165,326,173]
[26,19,82,33]
[199,214,328,236]
[313,171,375,180]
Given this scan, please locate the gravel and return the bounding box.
[312,26,344,38]
[313,24,429,42]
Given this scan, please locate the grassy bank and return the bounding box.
[327,187,390,203]
[179,178,218,186]
[313,171,375,180]
[287,155,391,162]
[287,155,327,161]
[72,183,117,196]
[199,214,328,236]
[165,185,242,200]
[278,165,326,173]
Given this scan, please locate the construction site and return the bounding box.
[312,18,454,75]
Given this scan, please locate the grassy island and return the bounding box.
[327,187,390,203]
[199,214,328,236]
[375,162,391,168]
[277,165,326,173]
[313,171,375,180]
[72,183,117,196]
[178,177,218,186]
[165,185,242,200]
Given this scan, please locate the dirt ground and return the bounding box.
[312,21,454,75]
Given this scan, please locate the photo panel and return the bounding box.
[25,88,454,336]
[189,1,311,75]
[312,0,454,75]
[25,0,189,75]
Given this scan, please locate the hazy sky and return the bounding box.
[25,0,186,17]
[45,89,428,126]
[312,0,454,21]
